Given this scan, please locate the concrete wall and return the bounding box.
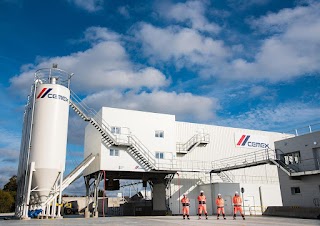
[153,183,166,211]
[275,131,320,207]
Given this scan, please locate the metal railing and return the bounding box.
[211,148,275,172]
[176,133,210,153]
[283,123,320,137]
[70,90,157,169]
[284,158,320,172]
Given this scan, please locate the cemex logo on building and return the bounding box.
[37,88,68,102]
[236,134,270,149]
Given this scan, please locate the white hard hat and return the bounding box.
[235,191,239,194]
[200,190,204,193]
[183,193,187,196]
[218,193,221,196]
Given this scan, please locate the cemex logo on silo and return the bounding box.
[37,88,68,102]
[236,134,270,149]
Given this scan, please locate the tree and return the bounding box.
[1,176,18,212]
[0,190,14,213]
[3,175,17,192]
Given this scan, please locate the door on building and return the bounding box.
[244,196,256,215]
[224,196,233,215]
[313,148,320,170]
[189,199,196,216]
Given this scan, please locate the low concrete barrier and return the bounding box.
[263,206,320,219]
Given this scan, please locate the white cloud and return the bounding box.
[136,23,229,71]
[68,0,103,12]
[0,129,20,187]
[249,85,267,97]
[159,0,220,33]
[10,27,169,96]
[228,0,271,10]
[118,6,130,18]
[137,1,320,82]
[217,102,320,131]
[82,90,219,122]
[226,1,320,81]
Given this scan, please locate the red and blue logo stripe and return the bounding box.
[237,135,251,146]
[36,88,52,99]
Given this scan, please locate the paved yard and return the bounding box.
[0,215,319,226]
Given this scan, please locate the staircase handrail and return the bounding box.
[177,133,210,152]
[70,91,120,143]
[128,134,157,168]
[211,148,276,171]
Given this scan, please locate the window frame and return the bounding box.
[155,152,164,159]
[155,130,164,138]
[111,126,121,134]
[283,151,301,165]
[110,148,120,157]
[291,187,301,195]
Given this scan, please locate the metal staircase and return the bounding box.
[43,153,96,207]
[69,90,156,171]
[176,133,210,154]
[269,159,297,176]
[217,171,234,183]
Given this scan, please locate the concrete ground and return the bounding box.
[0,215,319,226]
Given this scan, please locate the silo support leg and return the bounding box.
[84,176,90,218]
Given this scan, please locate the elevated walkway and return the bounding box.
[211,148,320,177]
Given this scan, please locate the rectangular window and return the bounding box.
[155,152,164,159]
[284,151,301,165]
[155,130,164,138]
[111,126,121,134]
[110,148,119,156]
[291,187,301,195]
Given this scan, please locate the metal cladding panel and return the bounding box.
[175,121,287,178]
[29,83,70,202]
[83,109,103,176]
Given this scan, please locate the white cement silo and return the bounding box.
[28,68,71,204]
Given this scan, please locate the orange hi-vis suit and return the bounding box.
[233,195,245,219]
[181,197,190,219]
[197,194,208,217]
[216,197,225,216]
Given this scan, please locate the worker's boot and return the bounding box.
[183,215,185,220]
[233,214,236,220]
[217,214,219,220]
[242,214,245,220]
[223,214,226,220]
[198,214,201,220]
[187,215,190,220]
[205,213,208,220]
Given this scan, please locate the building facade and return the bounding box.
[84,107,289,215]
[275,131,320,208]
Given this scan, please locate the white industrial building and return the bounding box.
[83,107,290,216]
[18,66,319,219]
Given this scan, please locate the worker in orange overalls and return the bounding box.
[181,193,190,220]
[233,191,245,220]
[216,193,226,220]
[197,190,208,220]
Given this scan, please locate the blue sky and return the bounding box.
[0,0,320,192]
